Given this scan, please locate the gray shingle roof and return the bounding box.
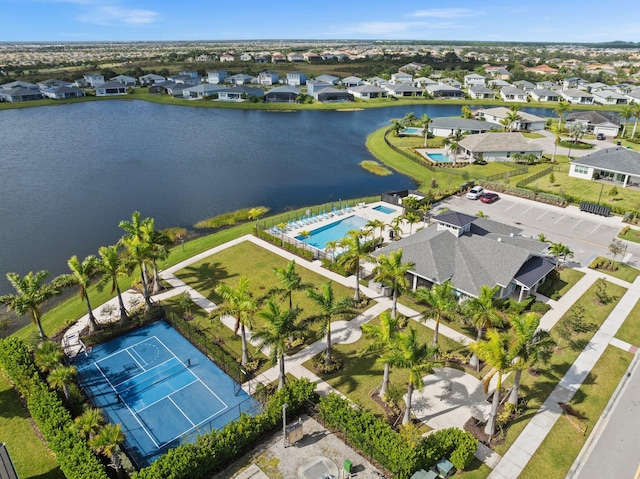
[476,107,545,123]
[571,148,640,176]
[513,256,556,288]
[458,132,542,153]
[430,118,495,131]
[433,211,476,227]
[566,110,620,126]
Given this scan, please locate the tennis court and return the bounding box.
[74,321,262,467]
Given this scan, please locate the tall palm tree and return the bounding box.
[504,107,522,132]
[403,211,420,235]
[470,329,513,439]
[631,103,640,139]
[214,277,257,366]
[464,285,503,371]
[365,218,385,242]
[254,297,302,390]
[0,270,60,339]
[35,340,65,374]
[337,229,375,302]
[57,255,100,333]
[272,260,305,309]
[119,211,153,310]
[143,223,170,295]
[620,104,634,138]
[507,313,554,406]
[97,245,130,324]
[48,365,77,400]
[415,280,458,346]
[277,221,288,247]
[419,113,432,147]
[248,206,269,227]
[391,119,403,136]
[403,111,417,126]
[325,240,340,261]
[554,100,572,132]
[550,242,574,268]
[383,327,440,425]
[90,423,125,477]
[372,250,414,319]
[305,282,355,368]
[360,311,400,400]
[73,407,105,441]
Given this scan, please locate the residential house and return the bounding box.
[341,76,363,88]
[258,71,279,86]
[182,84,227,99]
[487,79,511,88]
[365,76,388,86]
[439,77,462,89]
[500,86,528,102]
[254,55,269,63]
[303,52,321,62]
[347,84,388,99]
[138,73,165,86]
[584,82,610,93]
[264,85,299,103]
[468,85,496,99]
[240,53,253,62]
[563,77,587,89]
[536,81,562,91]
[217,86,264,102]
[286,72,306,86]
[625,90,640,104]
[307,80,333,96]
[425,84,463,98]
[219,53,235,62]
[569,148,640,187]
[428,118,495,137]
[463,73,486,88]
[560,88,594,105]
[475,107,546,131]
[228,73,256,85]
[179,70,199,79]
[36,79,71,90]
[384,83,424,98]
[313,87,353,102]
[413,77,437,88]
[485,66,511,79]
[206,71,228,84]
[271,53,286,63]
[1,80,39,90]
[111,75,136,87]
[95,82,127,96]
[0,87,44,102]
[374,210,554,302]
[83,74,105,87]
[457,132,543,162]
[565,111,620,137]
[513,80,536,92]
[315,74,339,85]
[529,88,560,102]
[168,74,200,86]
[525,64,558,75]
[391,72,413,84]
[41,85,85,99]
[592,89,628,105]
[286,52,304,63]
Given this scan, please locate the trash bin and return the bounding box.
[343,459,353,474]
[389,229,395,240]
[617,141,622,146]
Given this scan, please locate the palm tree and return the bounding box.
[550,242,574,268]
[507,313,554,406]
[415,280,458,346]
[97,245,129,324]
[299,230,311,251]
[620,104,634,138]
[383,327,440,425]
[57,255,100,333]
[214,277,258,366]
[566,121,587,158]
[119,211,153,310]
[248,206,269,227]
[272,260,309,309]
[631,103,640,139]
[143,223,170,295]
[461,105,472,119]
[360,311,400,400]
[464,285,503,371]
[554,100,572,132]
[48,365,77,400]
[403,111,417,126]
[325,240,339,261]
[419,113,431,147]
[73,407,105,441]
[305,282,355,368]
[504,107,522,132]
[337,229,375,302]
[90,424,125,476]
[0,270,60,339]
[403,211,420,235]
[366,218,385,242]
[470,329,513,439]
[276,221,288,247]
[35,340,65,373]
[372,250,414,319]
[254,297,302,390]
[391,119,403,136]
[390,216,404,239]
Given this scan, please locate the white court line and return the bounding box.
[113,357,177,388]
[169,397,196,427]
[537,211,548,220]
[554,215,566,224]
[136,378,199,413]
[93,361,160,449]
[592,223,602,234]
[521,206,533,215]
[572,219,583,229]
[126,349,145,370]
[96,337,160,364]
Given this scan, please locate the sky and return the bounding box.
[1,0,639,43]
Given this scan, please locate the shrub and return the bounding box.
[530,301,552,314]
[253,227,314,261]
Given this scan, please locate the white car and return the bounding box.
[466,186,484,200]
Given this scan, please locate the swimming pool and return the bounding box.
[427,153,453,163]
[295,215,368,249]
[373,205,396,214]
[402,127,423,135]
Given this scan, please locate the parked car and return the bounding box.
[466,186,484,200]
[596,133,606,140]
[480,192,500,204]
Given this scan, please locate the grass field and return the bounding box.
[537,268,586,299]
[588,258,640,283]
[615,297,640,346]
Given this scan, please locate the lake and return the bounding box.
[0,100,557,293]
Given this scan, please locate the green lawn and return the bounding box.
[615,297,640,346]
[0,374,64,479]
[537,268,586,300]
[494,279,626,456]
[588,258,640,283]
[519,346,632,479]
[618,226,640,244]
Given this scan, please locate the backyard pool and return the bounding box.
[402,127,424,135]
[427,153,453,163]
[373,205,396,214]
[295,215,368,250]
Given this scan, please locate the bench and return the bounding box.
[579,202,611,217]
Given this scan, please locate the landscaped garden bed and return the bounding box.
[537,267,586,300]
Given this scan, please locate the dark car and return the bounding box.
[480,192,500,204]
[596,133,606,140]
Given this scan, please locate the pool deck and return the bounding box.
[416,147,470,164]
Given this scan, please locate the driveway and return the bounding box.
[529,130,619,158]
[436,193,630,267]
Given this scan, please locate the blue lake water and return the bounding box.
[0,101,558,294]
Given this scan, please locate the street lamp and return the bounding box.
[282,403,288,448]
[597,183,605,205]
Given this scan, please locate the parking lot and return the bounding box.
[435,193,631,267]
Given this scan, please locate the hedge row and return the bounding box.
[317,393,477,478]
[253,227,315,261]
[0,337,108,479]
[133,378,317,479]
[480,181,567,206]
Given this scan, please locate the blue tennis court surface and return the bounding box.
[74,321,262,466]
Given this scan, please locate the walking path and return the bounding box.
[62,232,640,477]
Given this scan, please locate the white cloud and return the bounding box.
[78,5,159,25]
[334,20,465,36]
[409,8,480,18]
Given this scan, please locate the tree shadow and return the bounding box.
[0,387,25,419]
[178,261,231,300]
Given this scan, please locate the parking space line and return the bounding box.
[591,223,602,234]
[537,211,548,220]
[505,203,517,211]
[521,206,533,215]
[572,219,583,229]
[554,215,566,224]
